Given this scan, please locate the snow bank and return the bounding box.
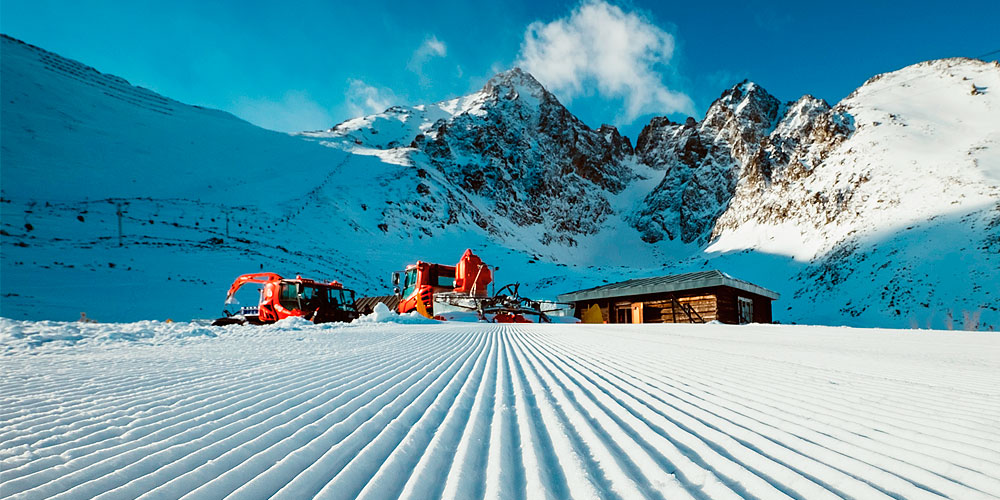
[352,302,439,325]
[0,311,441,354]
[0,317,218,353]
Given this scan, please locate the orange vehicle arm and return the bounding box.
[225,273,283,303]
[454,249,492,295]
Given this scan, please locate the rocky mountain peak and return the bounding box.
[703,80,782,144]
[715,80,771,107]
[483,67,548,98]
[400,68,640,245]
[628,80,786,244]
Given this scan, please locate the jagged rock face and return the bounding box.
[711,97,855,238]
[630,81,783,243]
[702,81,783,164]
[750,96,853,186]
[749,96,833,184]
[630,118,730,243]
[413,68,636,245]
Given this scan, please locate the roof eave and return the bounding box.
[558,276,779,302]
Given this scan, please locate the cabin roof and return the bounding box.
[557,270,780,302]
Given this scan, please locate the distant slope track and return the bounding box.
[2,321,999,499]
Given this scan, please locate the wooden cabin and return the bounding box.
[557,270,779,324]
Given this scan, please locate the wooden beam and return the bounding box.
[670,293,677,323]
[671,295,693,323]
[687,302,705,323]
[671,295,705,323]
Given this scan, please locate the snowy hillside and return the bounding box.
[0,35,585,322]
[0,35,673,323]
[712,58,1000,259]
[2,33,998,329]
[708,58,1000,328]
[3,320,999,498]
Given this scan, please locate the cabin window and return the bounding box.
[429,265,456,289]
[402,269,418,298]
[738,296,753,324]
[278,283,300,310]
[282,283,326,310]
[299,285,317,301]
[329,288,357,311]
[341,289,356,310]
[435,274,455,288]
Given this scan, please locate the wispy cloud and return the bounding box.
[417,35,447,60]
[408,35,448,85]
[517,0,694,122]
[232,90,334,133]
[345,79,396,117]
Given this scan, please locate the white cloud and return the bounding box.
[517,0,695,122]
[418,36,447,59]
[232,90,334,133]
[408,35,448,85]
[344,79,396,117]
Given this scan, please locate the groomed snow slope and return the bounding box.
[2,320,998,499]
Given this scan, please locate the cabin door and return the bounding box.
[738,296,753,324]
[615,306,631,323]
[631,302,643,324]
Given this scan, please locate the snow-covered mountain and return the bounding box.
[1,34,997,329]
[706,59,1000,327]
[305,68,640,247]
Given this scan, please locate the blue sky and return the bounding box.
[3,0,997,140]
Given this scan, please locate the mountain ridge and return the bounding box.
[2,33,998,329]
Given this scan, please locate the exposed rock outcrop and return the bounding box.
[630,81,785,243]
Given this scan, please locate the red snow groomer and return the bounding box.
[212,273,359,326]
[392,249,551,323]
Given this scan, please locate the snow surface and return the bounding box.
[1,320,999,499]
